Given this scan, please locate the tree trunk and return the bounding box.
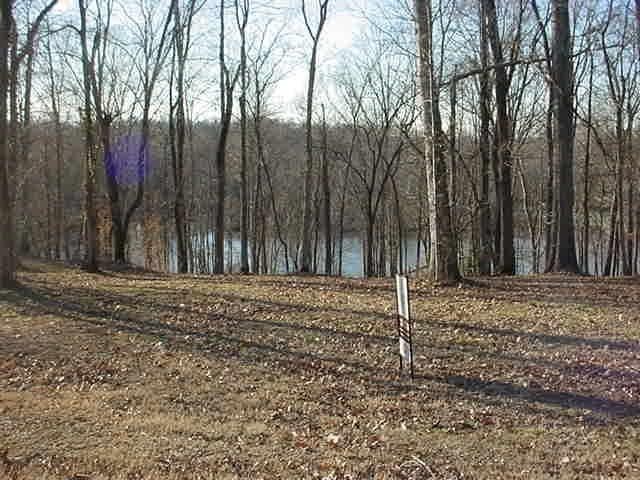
[236,0,249,274]
[604,189,617,276]
[214,0,237,274]
[483,0,514,275]
[300,0,329,273]
[624,99,635,275]
[45,29,64,260]
[79,0,99,273]
[337,163,350,276]
[549,0,579,273]
[391,175,403,275]
[414,0,461,284]
[321,104,332,275]
[532,0,556,272]
[615,109,629,274]
[581,54,593,274]
[449,71,457,251]
[478,0,492,275]
[365,204,374,277]
[251,160,263,274]
[170,1,189,273]
[44,143,52,258]
[99,116,126,264]
[19,49,34,255]
[0,1,15,286]
[543,94,556,271]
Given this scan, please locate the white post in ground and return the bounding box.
[395,274,414,379]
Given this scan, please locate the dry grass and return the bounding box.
[1,260,639,479]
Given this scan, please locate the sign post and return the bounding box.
[395,274,414,379]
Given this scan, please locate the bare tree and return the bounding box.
[599,0,639,275]
[414,0,460,283]
[320,103,332,274]
[481,0,515,275]
[78,0,99,272]
[0,0,58,284]
[169,0,199,273]
[129,0,175,265]
[43,20,65,260]
[214,0,239,274]
[246,21,290,273]
[478,0,492,274]
[581,50,595,274]
[235,0,250,273]
[300,0,328,273]
[531,0,557,270]
[0,0,14,286]
[548,0,579,272]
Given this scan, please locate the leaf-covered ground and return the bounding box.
[1,260,639,479]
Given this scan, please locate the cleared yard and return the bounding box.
[1,261,639,479]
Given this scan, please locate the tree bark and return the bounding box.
[214,0,237,274]
[236,0,249,274]
[169,0,189,273]
[482,0,515,275]
[321,104,332,275]
[414,0,461,284]
[549,0,579,272]
[19,48,34,255]
[478,0,492,274]
[581,54,594,274]
[0,1,15,287]
[44,28,64,260]
[79,0,99,273]
[300,0,328,273]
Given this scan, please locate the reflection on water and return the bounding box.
[128,226,598,277]
[164,234,424,277]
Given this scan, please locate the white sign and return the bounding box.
[395,274,413,374]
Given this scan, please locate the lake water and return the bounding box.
[147,232,560,277]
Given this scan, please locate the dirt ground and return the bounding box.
[1,260,639,479]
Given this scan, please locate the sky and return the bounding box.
[47,0,373,121]
[272,2,369,119]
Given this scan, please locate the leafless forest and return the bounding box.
[1,0,639,285]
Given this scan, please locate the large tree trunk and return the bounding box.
[0,1,15,287]
[483,0,514,275]
[478,0,492,274]
[414,0,460,284]
[549,0,579,272]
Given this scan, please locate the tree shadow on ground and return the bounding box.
[124,283,639,353]
[463,276,640,309]
[3,283,640,424]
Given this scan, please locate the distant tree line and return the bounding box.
[1,0,639,287]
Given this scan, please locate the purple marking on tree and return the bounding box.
[107,133,152,186]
